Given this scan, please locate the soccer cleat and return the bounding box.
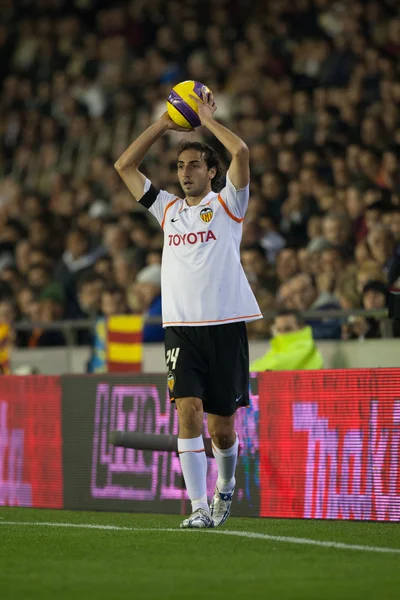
[210,487,235,527]
[180,508,214,529]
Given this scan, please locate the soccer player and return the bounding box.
[115,90,262,528]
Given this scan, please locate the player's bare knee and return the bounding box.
[176,397,203,436]
[209,424,235,450]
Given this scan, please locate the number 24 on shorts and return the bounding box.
[166,347,180,370]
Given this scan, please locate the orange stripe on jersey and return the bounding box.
[161,197,180,229]
[217,194,244,223]
[178,449,205,454]
[163,313,263,326]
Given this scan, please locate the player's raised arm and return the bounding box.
[114,113,193,201]
[190,90,250,190]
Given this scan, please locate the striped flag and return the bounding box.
[107,315,143,372]
[0,324,10,374]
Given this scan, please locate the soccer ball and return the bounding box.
[167,80,210,129]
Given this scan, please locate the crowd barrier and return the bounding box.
[1,369,399,521]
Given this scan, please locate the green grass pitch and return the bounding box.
[1,508,399,600]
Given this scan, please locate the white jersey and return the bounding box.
[139,173,262,327]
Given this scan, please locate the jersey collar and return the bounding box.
[179,191,215,212]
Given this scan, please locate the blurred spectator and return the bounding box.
[276,248,299,284]
[318,248,345,293]
[128,264,164,343]
[27,263,53,293]
[343,281,389,340]
[382,207,400,246]
[101,284,127,318]
[288,273,341,339]
[345,186,366,242]
[15,239,31,276]
[94,255,114,280]
[356,260,387,295]
[102,223,130,258]
[335,273,360,310]
[0,266,23,296]
[241,245,273,290]
[17,285,37,323]
[67,270,105,345]
[321,213,353,257]
[0,297,19,345]
[87,199,110,245]
[113,248,146,289]
[362,281,389,312]
[74,272,104,319]
[146,249,162,266]
[55,228,97,290]
[244,272,276,339]
[250,309,323,371]
[355,240,372,266]
[367,225,396,273]
[28,284,66,347]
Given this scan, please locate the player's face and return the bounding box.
[177,149,213,197]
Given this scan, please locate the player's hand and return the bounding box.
[159,112,195,132]
[189,88,217,124]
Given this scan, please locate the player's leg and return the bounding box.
[176,397,213,528]
[208,413,237,489]
[204,322,249,526]
[165,326,212,528]
[207,413,238,527]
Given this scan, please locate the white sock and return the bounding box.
[178,436,208,513]
[212,432,239,494]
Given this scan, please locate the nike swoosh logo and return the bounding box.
[171,218,179,223]
[235,395,242,403]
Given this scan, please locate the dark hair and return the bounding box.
[0,296,16,308]
[261,207,280,229]
[104,216,119,225]
[30,215,52,228]
[68,227,87,240]
[76,270,104,292]
[241,244,266,260]
[1,265,20,276]
[275,308,305,327]
[96,254,112,263]
[362,280,389,303]
[291,272,317,290]
[277,246,298,257]
[102,284,124,297]
[6,219,27,239]
[365,200,393,213]
[117,248,147,268]
[127,211,150,225]
[386,206,400,215]
[28,262,51,275]
[148,248,162,257]
[178,141,223,192]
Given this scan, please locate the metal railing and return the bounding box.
[11,308,393,373]
[12,307,391,341]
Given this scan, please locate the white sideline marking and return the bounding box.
[1,520,400,555]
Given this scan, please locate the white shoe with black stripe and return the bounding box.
[180,508,214,529]
[210,487,235,527]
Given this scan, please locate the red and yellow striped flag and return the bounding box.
[0,324,10,374]
[106,315,143,373]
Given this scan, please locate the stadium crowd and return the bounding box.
[0,0,400,345]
